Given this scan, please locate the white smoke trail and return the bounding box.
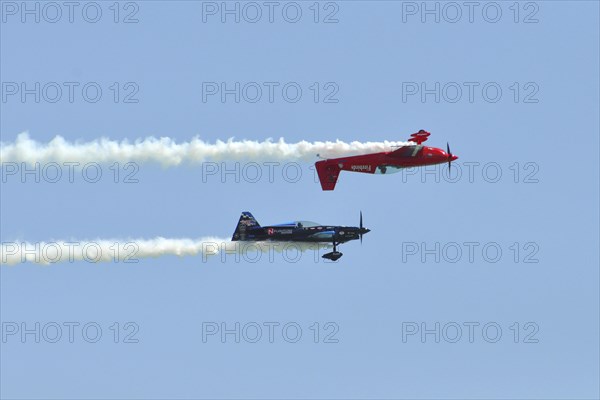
[0,238,331,266]
[0,133,412,166]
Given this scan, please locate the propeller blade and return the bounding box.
[360,211,364,244]
[447,142,452,173]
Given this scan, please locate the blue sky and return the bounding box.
[1,1,599,399]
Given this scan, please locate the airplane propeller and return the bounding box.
[360,211,364,244]
[447,142,454,173]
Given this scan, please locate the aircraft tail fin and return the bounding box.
[232,211,261,241]
[315,160,341,191]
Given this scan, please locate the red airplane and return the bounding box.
[315,130,458,191]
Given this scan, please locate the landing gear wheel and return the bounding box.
[322,251,343,261]
[322,241,343,261]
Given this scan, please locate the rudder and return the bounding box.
[315,160,341,191]
[232,211,261,241]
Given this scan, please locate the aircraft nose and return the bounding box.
[436,149,448,159]
[451,155,458,161]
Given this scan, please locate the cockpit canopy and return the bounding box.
[272,221,321,228]
[295,221,321,228]
[392,144,423,157]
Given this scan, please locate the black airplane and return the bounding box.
[231,211,370,261]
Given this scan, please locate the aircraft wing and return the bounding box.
[309,230,335,240]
